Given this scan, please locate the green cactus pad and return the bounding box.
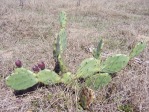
[59,11,67,28]
[85,73,111,90]
[129,41,146,59]
[59,28,67,53]
[58,55,67,73]
[93,39,103,59]
[101,54,129,73]
[61,72,73,84]
[76,58,100,78]
[53,29,67,58]
[36,69,60,85]
[6,68,38,90]
[53,34,60,58]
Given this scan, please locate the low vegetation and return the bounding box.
[5,11,146,111]
[1,0,149,111]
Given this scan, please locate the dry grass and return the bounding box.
[0,0,149,111]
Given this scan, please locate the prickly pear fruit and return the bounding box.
[59,11,67,28]
[15,60,22,68]
[76,58,100,78]
[6,68,38,90]
[93,39,103,59]
[38,62,45,70]
[85,73,111,90]
[32,65,40,73]
[36,69,61,85]
[129,41,146,59]
[101,54,129,73]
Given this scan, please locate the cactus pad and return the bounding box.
[6,68,38,90]
[85,73,111,90]
[58,55,67,73]
[59,28,67,53]
[101,54,129,73]
[53,28,67,58]
[93,39,103,59]
[61,72,73,84]
[59,11,67,28]
[76,58,100,78]
[129,41,146,59]
[36,69,60,85]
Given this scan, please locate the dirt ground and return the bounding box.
[0,0,149,111]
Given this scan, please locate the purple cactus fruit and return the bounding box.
[15,60,22,68]
[32,65,40,73]
[38,62,45,70]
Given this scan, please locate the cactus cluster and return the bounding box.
[6,11,146,91]
[76,39,146,90]
[5,11,146,109]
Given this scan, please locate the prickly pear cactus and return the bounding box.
[76,58,100,78]
[129,41,146,59]
[93,39,103,59]
[85,73,112,90]
[53,28,67,58]
[59,11,67,28]
[61,72,73,84]
[36,69,61,85]
[6,68,38,90]
[101,54,129,73]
